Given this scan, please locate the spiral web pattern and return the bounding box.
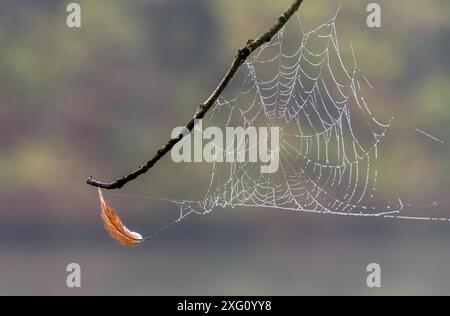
[173,12,406,221]
[103,10,450,241]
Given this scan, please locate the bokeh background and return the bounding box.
[1,0,450,295]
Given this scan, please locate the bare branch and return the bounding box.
[87,0,305,190]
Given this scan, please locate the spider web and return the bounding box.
[173,12,401,221]
[107,10,450,239]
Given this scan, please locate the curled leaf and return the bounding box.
[98,188,143,247]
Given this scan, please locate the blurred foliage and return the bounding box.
[0,0,448,215]
[0,0,449,216]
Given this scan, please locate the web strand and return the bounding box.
[111,11,450,238]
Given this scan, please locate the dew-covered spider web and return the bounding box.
[106,10,450,239]
[174,12,401,220]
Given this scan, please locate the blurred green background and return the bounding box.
[0,0,450,295]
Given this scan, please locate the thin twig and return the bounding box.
[87,0,305,189]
